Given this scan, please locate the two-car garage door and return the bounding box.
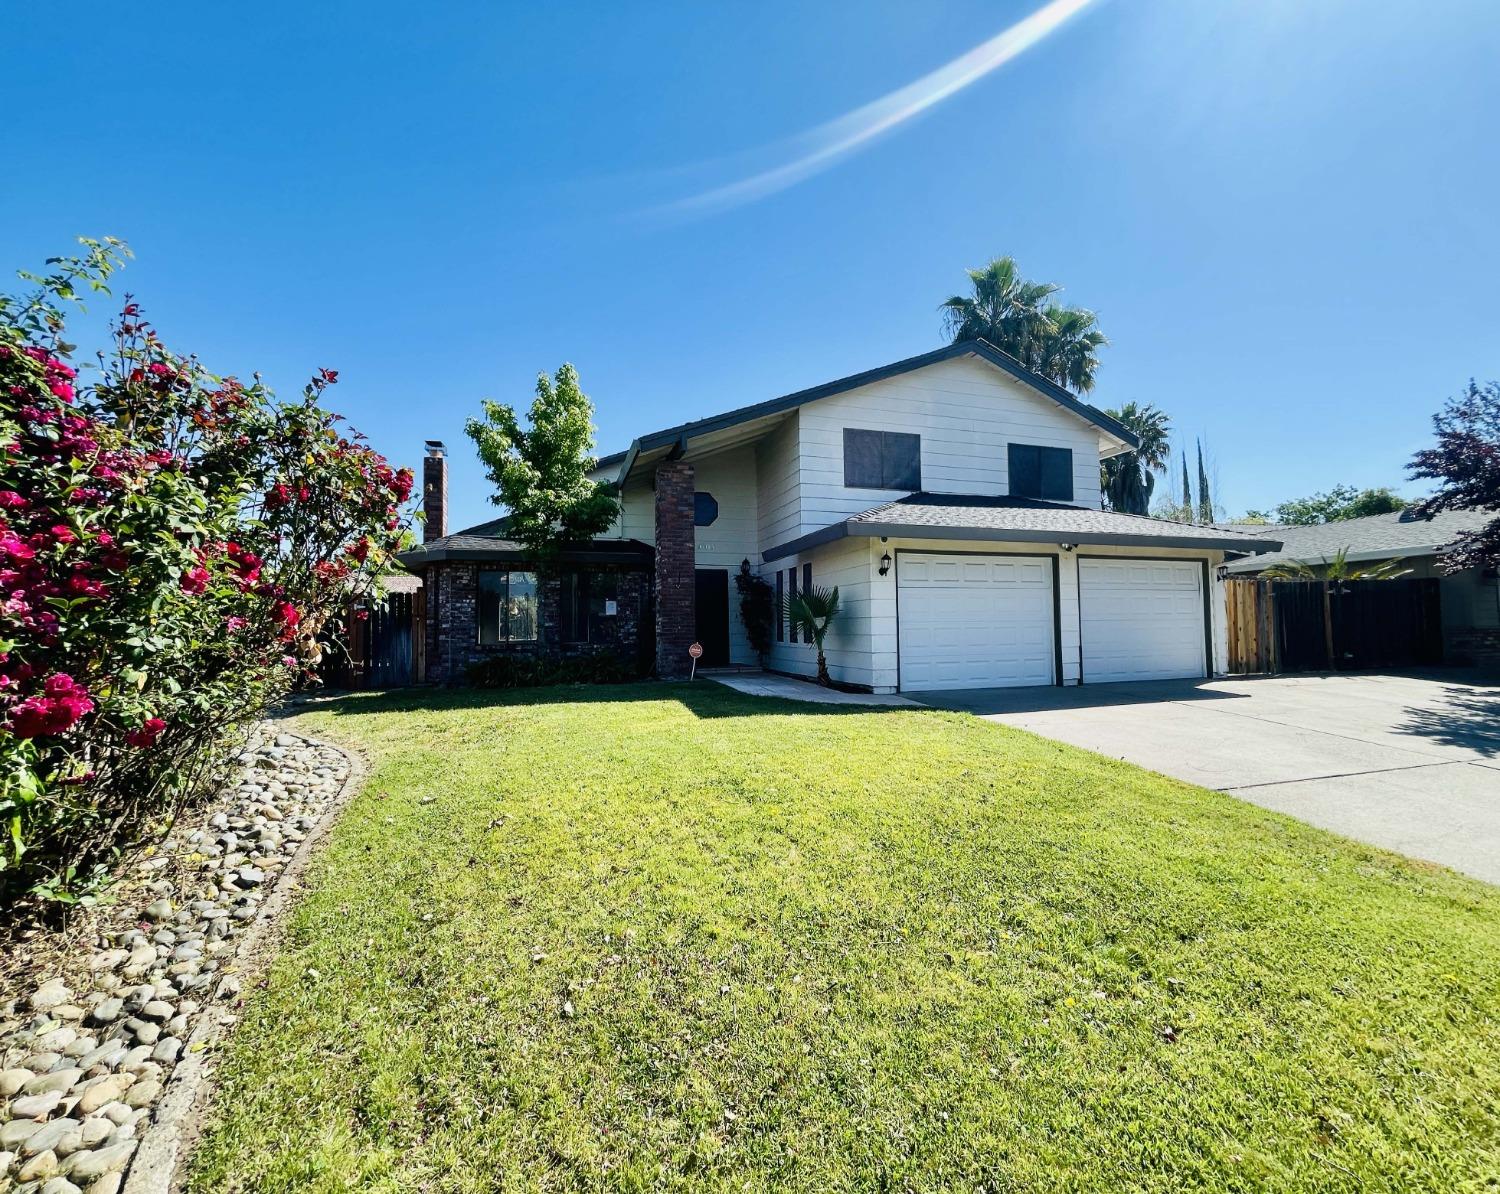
[897,552,1207,691]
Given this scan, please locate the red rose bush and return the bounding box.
[1,241,412,903]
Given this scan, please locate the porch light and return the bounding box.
[879,550,892,577]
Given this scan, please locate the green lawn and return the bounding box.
[189,684,1500,1192]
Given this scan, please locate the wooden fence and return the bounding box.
[1226,577,1443,675]
[318,589,424,688]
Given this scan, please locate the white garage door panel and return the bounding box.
[1080,558,1205,683]
[898,553,1055,691]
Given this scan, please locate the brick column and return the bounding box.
[654,459,696,679]
[422,441,447,542]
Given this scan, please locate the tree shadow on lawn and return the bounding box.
[282,679,914,723]
[1396,685,1500,758]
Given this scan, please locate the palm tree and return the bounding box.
[1030,304,1108,394]
[940,257,1108,393]
[939,257,1058,356]
[1100,402,1171,515]
[785,585,841,686]
[1260,547,1410,582]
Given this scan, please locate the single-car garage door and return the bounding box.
[898,553,1055,691]
[1079,557,1206,683]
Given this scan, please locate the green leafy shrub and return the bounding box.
[465,653,644,689]
[0,241,413,904]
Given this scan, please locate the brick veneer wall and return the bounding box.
[422,560,652,684]
[653,460,696,679]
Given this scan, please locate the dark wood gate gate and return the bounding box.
[1226,577,1443,674]
[319,589,423,688]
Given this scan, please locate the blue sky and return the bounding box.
[5,0,1498,531]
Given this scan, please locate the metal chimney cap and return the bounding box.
[424,440,447,457]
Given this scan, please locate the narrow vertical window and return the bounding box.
[802,562,812,598]
[775,570,784,642]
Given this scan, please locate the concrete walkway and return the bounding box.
[921,672,1500,884]
[708,672,919,707]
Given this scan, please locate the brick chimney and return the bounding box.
[422,440,447,542]
[653,459,696,679]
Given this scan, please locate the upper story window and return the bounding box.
[1007,444,1074,502]
[477,569,538,644]
[843,428,921,490]
[693,491,719,527]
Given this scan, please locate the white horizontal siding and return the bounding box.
[756,414,801,547]
[763,537,874,688]
[788,356,1104,549]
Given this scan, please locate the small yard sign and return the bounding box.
[688,641,703,680]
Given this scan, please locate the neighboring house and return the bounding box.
[1223,508,1500,665]
[400,340,1279,692]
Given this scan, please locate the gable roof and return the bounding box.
[763,493,1282,562]
[1223,507,1496,573]
[606,340,1138,485]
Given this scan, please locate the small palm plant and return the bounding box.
[1261,547,1410,582]
[786,585,841,686]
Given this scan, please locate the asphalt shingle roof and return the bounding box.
[1222,508,1494,572]
[765,493,1279,557]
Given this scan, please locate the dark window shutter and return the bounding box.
[882,432,921,490]
[843,429,883,488]
[1040,447,1073,501]
[775,569,784,642]
[802,562,812,597]
[1008,444,1041,499]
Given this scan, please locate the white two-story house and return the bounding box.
[403,340,1279,691]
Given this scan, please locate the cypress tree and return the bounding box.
[1196,439,1213,524]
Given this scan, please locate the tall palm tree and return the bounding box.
[940,256,1056,358]
[940,257,1107,393]
[1030,304,1108,394]
[1100,402,1172,515]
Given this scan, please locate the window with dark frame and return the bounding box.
[775,570,784,642]
[476,569,539,644]
[693,491,719,527]
[802,562,811,599]
[1007,443,1074,502]
[560,570,620,644]
[843,428,921,490]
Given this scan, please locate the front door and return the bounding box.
[694,569,731,667]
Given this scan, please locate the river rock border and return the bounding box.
[0,724,363,1194]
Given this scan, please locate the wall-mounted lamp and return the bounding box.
[1059,543,1077,552]
[879,550,892,577]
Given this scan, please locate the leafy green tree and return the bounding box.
[1100,402,1172,515]
[1264,485,1408,526]
[785,586,841,686]
[940,256,1108,393]
[464,364,620,564]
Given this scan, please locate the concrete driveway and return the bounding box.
[922,672,1500,884]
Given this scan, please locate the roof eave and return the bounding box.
[763,521,1278,563]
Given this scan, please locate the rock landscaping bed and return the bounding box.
[0,726,355,1194]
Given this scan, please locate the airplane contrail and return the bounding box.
[660,0,1102,215]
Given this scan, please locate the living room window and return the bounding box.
[843,428,921,490]
[1007,443,1074,502]
[560,570,620,643]
[477,569,538,644]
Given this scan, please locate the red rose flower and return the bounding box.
[125,717,167,748]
